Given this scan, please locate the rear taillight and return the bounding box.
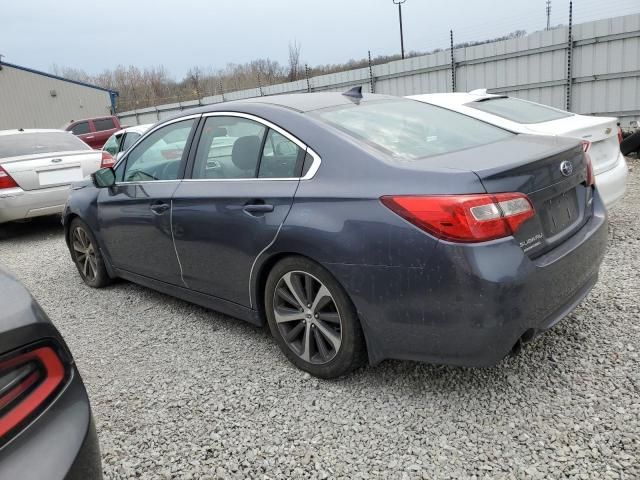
[381,193,535,243]
[0,345,66,439]
[617,127,623,144]
[0,166,19,190]
[100,151,115,168]
[585,152,595,187]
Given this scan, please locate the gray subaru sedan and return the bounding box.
[62,91,607,378]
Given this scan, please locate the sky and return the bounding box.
[2,0,639,80]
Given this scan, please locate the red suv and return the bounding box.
[64,116,123,149]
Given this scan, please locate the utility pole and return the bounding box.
[546,0,552,30]
[566,0,573,111]
[393,0,407,59]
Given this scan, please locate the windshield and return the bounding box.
[467,97,572,124]
[313,100,513,160]
[0,132,91,159]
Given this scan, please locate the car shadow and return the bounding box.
[0,215,65,242]
[111,274,589,395]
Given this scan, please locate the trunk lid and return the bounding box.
[526,115,620,175]
[409,134,593,257]
[0,151,101,191]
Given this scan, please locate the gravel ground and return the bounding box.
[1,160,639,480]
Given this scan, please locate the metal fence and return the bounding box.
[118,12,640,127]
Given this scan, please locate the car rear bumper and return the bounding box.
[0,368,102,480]
[0,186,70,223]
[326,193,608,367]
[595,152,628,209]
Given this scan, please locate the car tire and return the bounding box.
[69,218,112,288]
[265,256,366,378]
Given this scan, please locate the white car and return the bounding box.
[102,124,153,161]
[0,129,105,224]
[408,91,629,209]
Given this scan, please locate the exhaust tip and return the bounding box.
[510,329,537,357]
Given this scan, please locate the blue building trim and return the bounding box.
[0,61,119,96]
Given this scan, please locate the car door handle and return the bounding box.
[243,204,274,214]
[150,202,170,214]
[86,135,95,139]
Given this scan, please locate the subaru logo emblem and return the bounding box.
[560,160,573,177]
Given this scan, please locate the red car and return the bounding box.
[64,116,123,149]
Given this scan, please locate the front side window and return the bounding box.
[313,99,513,160]
[192,117,267,179]
[121,132,141,152]
[71,122,90,135]
[467,97,572,124]
[258,130,303,178]
[0,132,91,159]
[93,118,116,131]
[103,133,121,156]
[120,120,195,182]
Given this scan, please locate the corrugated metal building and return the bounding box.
[0,61,117,130]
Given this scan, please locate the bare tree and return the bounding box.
[186,67,203,98]
[49,29,530,112]
[287,40,302,82]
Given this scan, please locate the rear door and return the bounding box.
[69,121,96,148]
[92,118,119,149]
[97,116,199,285]
[0,132,100,190]
[171,113,306,306]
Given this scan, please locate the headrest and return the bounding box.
[232,135,261,171]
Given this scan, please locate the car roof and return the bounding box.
[0,128,68,136]
[407,91,502,107]
[115,124,153,136]
[65,115,115,124]
[175,92,399,117]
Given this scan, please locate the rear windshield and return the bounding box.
[467,97,572,124]
[313,100,513,160]
[0,132,90,159]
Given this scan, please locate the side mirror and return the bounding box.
[91,168,116,188]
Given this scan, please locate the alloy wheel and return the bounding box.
[72,227,98,282]
[273,271,343,365]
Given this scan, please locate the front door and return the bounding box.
[98,117,198,285]
[171,114,306,306]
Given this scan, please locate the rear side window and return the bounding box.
[71,122,90,135]
[314,99,513,160]
[467,97,572,124]
[0,132,91,159]
[191,116,267,179]
[94,118,116,131]
[258,130,303,178]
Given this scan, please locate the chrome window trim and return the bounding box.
[196,111,321,181]
[114,179,182,185]
[113,111,322,186]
